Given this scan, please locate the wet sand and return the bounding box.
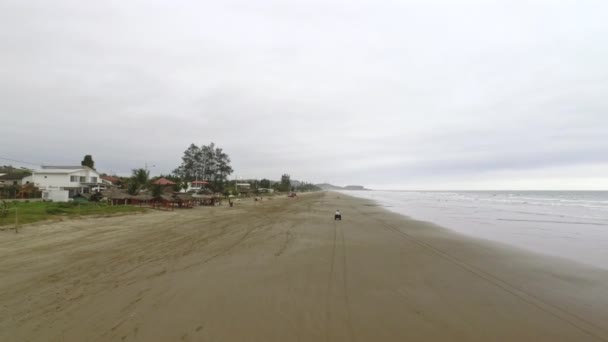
[1,192,608,341]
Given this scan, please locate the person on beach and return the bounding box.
[335,210,341,220]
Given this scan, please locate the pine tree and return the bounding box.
[81,155,95,169]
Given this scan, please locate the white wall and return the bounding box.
[32,169,102,190]
[33,173,72,189]
[42,189,69,202]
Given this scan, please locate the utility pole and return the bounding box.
[144,163,156,174]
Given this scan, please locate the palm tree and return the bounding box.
[132,168,149,186]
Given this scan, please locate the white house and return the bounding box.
[22,165,108,198]
[182,180,209,193]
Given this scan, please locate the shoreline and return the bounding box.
[2,191,607,341]
[343,189,608,270]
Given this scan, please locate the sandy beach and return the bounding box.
[1,191,608,341]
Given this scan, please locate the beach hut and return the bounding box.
[175,193,195,208]
[194,194,222,206]
[132,193,153,206]
[103,188,132,206]
[152,194,175,210]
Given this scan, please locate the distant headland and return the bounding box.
[315,183,369,191]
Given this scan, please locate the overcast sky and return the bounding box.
[1,0,607,189]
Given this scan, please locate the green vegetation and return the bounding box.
[0,201,146,227]
[295,182,322,192]
[81,154,95,169]
[173,142,234,192]
[259,179,271,189]
[279,174,291,192]
[127,168,150,195]
[0,165,32,176]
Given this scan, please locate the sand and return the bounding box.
[1,192,608,341]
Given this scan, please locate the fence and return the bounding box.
[0,192,42,201]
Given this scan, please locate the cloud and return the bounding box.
[1,0,607,189]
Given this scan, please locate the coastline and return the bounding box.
[1,191,607,341]
[343,189,608,270]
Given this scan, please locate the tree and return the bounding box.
[81,155,95,169]
[174,142,234,187]
[127,181,139,196]
[296,182,321,192]
[174,144,201,181]
[152,184,162,198]
[127,168,150,195]
[259,179,271,189]
[132,168,149,186]
[201,143,217,181]
[212,147,233,190]
[279,174,291,192]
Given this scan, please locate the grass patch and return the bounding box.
[0,201,147,227]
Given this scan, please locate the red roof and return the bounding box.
[192,180,209,185]
[101,175,120,184]
[152,177,176,185]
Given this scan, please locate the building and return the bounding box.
[101,175,120,185]
[151,177,176,186]
[236,183,251,195]
[184,180,209,193]
[0,172,28,187]
[22,165,106,198]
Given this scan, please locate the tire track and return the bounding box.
[176,218,263,272]
[275,223,296,257]
[357,207,608,342]
[325,220,337,342]
[338,221,356,342]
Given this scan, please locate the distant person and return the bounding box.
[335,210,341,220]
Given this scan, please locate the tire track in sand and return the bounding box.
[325,219,337,342]
[338,220,356,342]
[325,218,355,342]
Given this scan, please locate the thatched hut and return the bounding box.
[132,193,153,206]
[175,193,195,208]
[102,189,132,205]
[151,194,175,210]
[194,194,222,206]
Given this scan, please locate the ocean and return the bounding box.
[344,190,608,270]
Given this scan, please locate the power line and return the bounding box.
[0,156,40,166]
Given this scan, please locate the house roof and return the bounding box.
[191,180,209,185]
[41,165,85,169]
[158,194,175,202]
[133,193,153,201]
[101,188,132,200]
[175,193,193,201]
[101,175,120,184]
[152,178,176,185]
[35,165,98,174]
[0,173,28,180]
